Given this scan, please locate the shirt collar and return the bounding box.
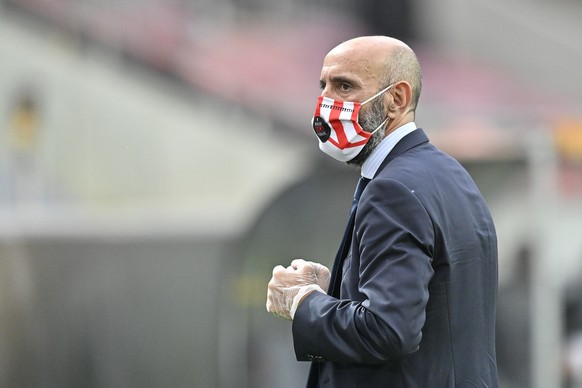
[361,122,417,179]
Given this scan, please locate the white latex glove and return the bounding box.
[266,259,330,320]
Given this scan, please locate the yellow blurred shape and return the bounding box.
[232,275,268,308]
[555,119,582,162]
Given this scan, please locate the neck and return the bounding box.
[384,113,414,138]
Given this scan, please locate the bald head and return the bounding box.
[328,36,411,61]
[322,35,422,112]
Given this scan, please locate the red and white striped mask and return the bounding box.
[312,84,392,162]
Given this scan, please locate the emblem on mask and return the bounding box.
[313,116,331,142]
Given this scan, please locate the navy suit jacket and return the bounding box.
[293,129,499,387]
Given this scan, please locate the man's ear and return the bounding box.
[387,81,412,113]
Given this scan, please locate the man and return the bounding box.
[266,36,499,387]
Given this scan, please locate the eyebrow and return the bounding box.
[319,75,361,89]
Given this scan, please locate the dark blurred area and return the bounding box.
[1,0,582,387]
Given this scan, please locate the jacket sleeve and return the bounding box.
[292,178,435,364]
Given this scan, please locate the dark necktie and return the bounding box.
[328,177,371,297]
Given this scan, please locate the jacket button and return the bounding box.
[307,354,325,362]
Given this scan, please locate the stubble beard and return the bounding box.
[346,98,387,169]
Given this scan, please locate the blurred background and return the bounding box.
[0,0,581,387]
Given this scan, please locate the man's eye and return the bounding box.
[340,83,351,92]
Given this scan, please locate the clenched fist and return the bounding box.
[266,259,330,320]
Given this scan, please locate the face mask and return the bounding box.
[312,84,393,162]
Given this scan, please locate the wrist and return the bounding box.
[290,284,325,319]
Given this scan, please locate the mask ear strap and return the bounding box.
[361,84,394,105]
[369,116,389,135]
